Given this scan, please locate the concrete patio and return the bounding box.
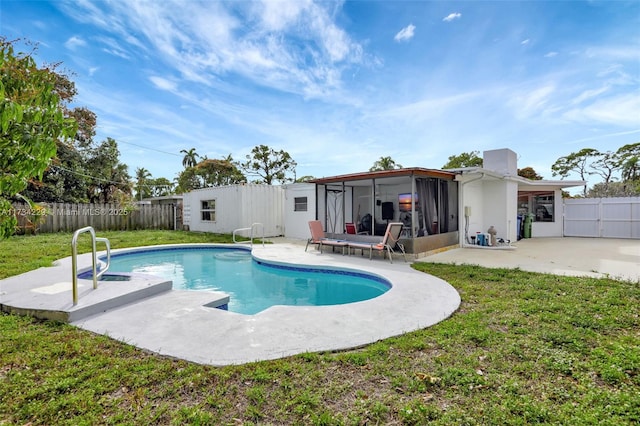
[421,237,640,282]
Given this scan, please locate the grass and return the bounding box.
[1,231,639,425]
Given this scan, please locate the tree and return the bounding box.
[517,167,543,180]
[20,55,98,203]
[240,145,296,185]
[196,158,246,187]
[369,156,403,171]
[22,140,88,203]
[589,150,619,193]
[149,177,174,197]
[68,107,97,149]
[175,167,203,193]
[296,175,316,183]
[551,148,599,196]
[588,181,640,197]
[134,167,152,200]
[85,138,131,203]
[180,148,199,169]
[175,155,246,192]
[0,38,77,237]
[442,151,483,169]
[621,156,639,183]
[617,143,640,183]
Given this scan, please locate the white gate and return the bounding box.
[564,197,640,239]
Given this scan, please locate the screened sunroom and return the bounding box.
[310,168,459,255]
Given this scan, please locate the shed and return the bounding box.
[182,184,285,237]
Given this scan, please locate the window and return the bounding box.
[533,194,554,222]
[294,197,307,212]
[518,192,554,222]
[201,199,216,221]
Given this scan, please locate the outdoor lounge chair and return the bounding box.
[346,222,368,235]
[305,220,348,254]
[347,222,407,263]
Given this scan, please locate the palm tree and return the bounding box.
[135,167,152,200]
[180,148,200,169]
[369,156,402,171]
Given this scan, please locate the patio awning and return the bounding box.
[310,168,457,186]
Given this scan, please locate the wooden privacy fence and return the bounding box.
[11,203,177,233]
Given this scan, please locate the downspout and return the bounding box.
[342,181,346,233]
[456,172,485,245]
[323,185,328,230]
[410,173,416,238]
[371,178,376,234]
[314,184,319,221]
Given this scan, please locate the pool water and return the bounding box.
[104,247,390,315]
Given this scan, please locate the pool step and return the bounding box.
[1,273,172,323]
[67,279,173,322]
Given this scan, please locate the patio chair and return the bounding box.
[305,220,348,254]
[347,222,407,263]
[346,222,369,235]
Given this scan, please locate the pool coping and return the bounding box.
[0,243,461,366]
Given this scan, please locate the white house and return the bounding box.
[454,148,584,245]
[181,148,584,255]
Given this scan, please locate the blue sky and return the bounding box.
[2,0,639,186]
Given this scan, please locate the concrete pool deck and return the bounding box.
[0,243,461,365]
[420,237,640,283]
[2,237,636,366]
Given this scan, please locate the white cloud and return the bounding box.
[521,39,530,45]
[544,51,558,58]
[564,93,640,127]
[509,84,556,119]
[571,86,610,105]
[309,9,354,62]
[378,90,485,121]
[88,67,99,77]
[258,0,308,31]
[149,76,178,92]
[95,36,131,60]
[585,45,640,61]
[64,36,86,50]
[63,1,366,100]
[394,24,415,42]
[443,13,461,22]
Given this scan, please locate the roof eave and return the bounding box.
[310,167,456,184]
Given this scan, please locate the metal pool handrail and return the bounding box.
[232,222,265,247]
[71,226,111,306]
[95,237,111,279]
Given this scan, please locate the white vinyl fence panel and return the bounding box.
[564,197,640,239]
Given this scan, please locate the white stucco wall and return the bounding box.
[458,175,519,244]
[283,183,316,240]
[182,184,284,237]
[458,177,485,243]
[481,180,518,242]
[530,188,564,237]
[483,148,518,175]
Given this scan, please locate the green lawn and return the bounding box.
[1,231,638,425]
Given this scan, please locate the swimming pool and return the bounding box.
[100,246,391,315]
